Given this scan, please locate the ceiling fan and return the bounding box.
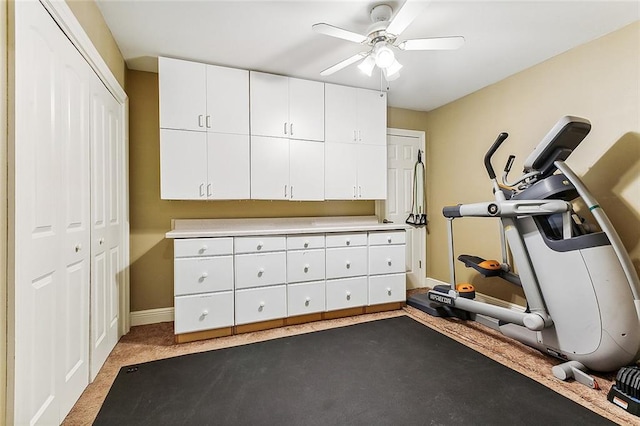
[313,1,464,80]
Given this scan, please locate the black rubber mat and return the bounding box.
[94,316,613,425]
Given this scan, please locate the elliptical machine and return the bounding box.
[409,116,640,386]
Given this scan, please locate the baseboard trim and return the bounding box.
[130,307,174,326]
[425,277,525,312]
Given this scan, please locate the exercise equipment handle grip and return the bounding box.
[484,132,509,179]
[442,205,462,218]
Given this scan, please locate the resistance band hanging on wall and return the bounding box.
[406,149,427,227]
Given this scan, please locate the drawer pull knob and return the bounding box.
[257,243,263,250]
[74,244,82,252]
[346,239,351,246]
[201,310,209,318]
[305,297,311,306]
[345,261,351,269]
[388,237,392,243]
[387,287,392,295]
[258,268,265,277]
[387,258,392,266]
[259,301,265,312]
[304,264,310,273]
[346,291,351,300]
[303,241,309,248]
[199,245,208,254]
[201,272,208,278]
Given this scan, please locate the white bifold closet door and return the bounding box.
[13,1,124,424]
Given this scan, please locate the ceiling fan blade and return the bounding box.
[320,52,368,76]
[385,0,430,37]
[398,36,465,51]
[312,23,369,44]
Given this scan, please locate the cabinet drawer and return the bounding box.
[235,252,286,289]
[368,245,406,276]
[369,273,406,305]
[325,232,367,248]
[286,234,325,250]
[326,246,367,279]
[368,230,406,246]
[287,281,326,316]
[235,285,287,325]
[235,235,286,253]
[326,277,368,311]
[174,256,234,296]
[174,291,234,334]
[287,249,325,283]
[174,237,233,257]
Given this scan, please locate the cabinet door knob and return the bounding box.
[258,268,265,277]
[346,291,351,300]
[305,297,311,306]
[201,272,208,279]
[257,243,263,250]
[199,245,208,254]
[387,287,392,296]
[259,301,265,311]
[345,239,351,246]
[303,241,309,248]
[303,264,310,273]
[345,261,351,268]
[74,244,82,252]
[387,236,392,243]
[387,258,392,266]
[201,309,209,318]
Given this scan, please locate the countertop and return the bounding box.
[166,216,408,238]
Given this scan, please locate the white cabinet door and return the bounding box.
[250,72,289,138]
[160,129,207,200]
[368,274,406,305]
[159,57,206,132]
[357,88,387,145]
[325,83,358,143]
[358,144,387,200]
[206,65,249,135]
[324,142,358,200]
[289,77,324,142]
[288,281,326,316]
[251,136,290,200]
[235,285,287,325]
[289,140,324,201]
[326,277,368,310]
[207,133,250,199]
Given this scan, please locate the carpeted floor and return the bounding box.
[62,304,639,425]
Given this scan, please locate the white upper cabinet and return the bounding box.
[324,142,387,200]
[159,57,249,134]
[250,72,324,141]
[251,136,324,201]
[159,57,207,132]
[325,83,387,145]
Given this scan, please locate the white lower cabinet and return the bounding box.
[369,273,406,305]
[287,280,326,316]
[175,291,234,334]
[235,285,287,325]
[172,229,406,336]
[326,276,368,310]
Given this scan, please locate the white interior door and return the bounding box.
[385,130,426,289]
[14,1,92,423]
[90,79,122,380]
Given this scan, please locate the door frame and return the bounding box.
[376,127,427,288]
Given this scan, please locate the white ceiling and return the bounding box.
[95,0,640,111]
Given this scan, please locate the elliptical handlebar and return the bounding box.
[484,132,509,179]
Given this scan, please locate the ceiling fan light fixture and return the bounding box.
[384,58,403,79]
[357,54,376,76]
[373,41,395,68]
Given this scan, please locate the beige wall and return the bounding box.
[65,0,125,88]
[424,22,640,305]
